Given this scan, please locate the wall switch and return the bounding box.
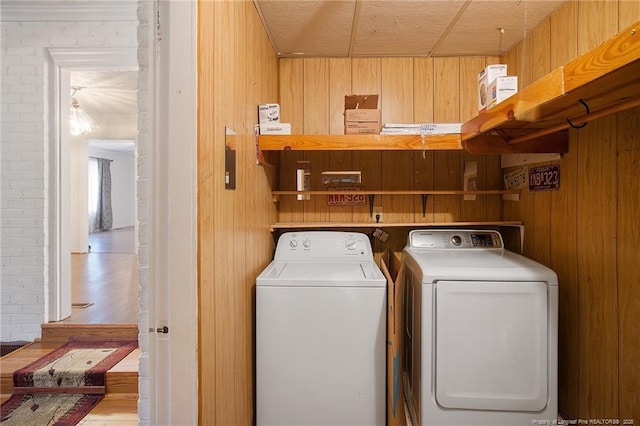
[373,206,383,223]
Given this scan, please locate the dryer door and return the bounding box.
[435,281,548,411]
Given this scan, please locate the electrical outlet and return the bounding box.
[373,206,383,223]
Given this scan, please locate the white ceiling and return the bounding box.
[254,0,568,57]
[70,71,137,153]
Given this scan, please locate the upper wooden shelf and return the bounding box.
[461,20,640,154]
[258,133,461,151]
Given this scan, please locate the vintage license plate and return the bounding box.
[529,165,560,191]
[504,167,528,190]
[326,193,366,206]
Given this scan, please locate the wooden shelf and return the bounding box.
[271,221,523,232]
[271,189,517,202]
[257,134,461,164]
[259,133,461,150]
[461,20,640,154]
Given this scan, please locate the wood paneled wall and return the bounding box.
[197,1,278,424]
[197,0,639,423]
[277,57,503,252]
[502,0,640,420]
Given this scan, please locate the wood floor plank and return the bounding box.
[78,394,139,424]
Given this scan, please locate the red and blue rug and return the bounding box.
[1,338,137,426]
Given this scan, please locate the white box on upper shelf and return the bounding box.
[487,76,518,109]
[478,64,507,112]
[258,103,280,124]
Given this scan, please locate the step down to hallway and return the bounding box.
[1,324,139,397]
[41,323,138,342]
[1,341,139,396]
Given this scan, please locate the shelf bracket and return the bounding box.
[421,194,428,217]
[368,194,375,218]
[566,99,590,129]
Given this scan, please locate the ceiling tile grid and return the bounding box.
[254,0,568,57]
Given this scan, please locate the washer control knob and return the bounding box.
[289,240,298,248]
[345,239,357,250]
[450,235,462,246]
[303,239,311,248]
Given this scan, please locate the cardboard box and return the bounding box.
[345,109,381,134]
[380,249,407,426]
[344,95,381,134]
[487,76,518,109]
[259,122,291,135]
[478,64,507,112]
[258,103,280,124]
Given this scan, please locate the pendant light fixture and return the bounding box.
[70,86,99,136]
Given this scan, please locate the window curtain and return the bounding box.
[88,157,113,233]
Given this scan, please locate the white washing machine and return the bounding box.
[402,229,558,426]
[256,231,386,426]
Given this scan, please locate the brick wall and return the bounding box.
[136,1,152,422]
[0,12,137,341]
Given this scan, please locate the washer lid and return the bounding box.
[257,261,385,287]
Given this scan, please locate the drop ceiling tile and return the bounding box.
[352,0,467,56]
[433,0,567,56]
[255,0,356,56]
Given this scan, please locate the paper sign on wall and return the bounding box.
[463,161,478,201]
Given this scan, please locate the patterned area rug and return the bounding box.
[1,339,137,426]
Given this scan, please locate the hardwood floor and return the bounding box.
[0,228,140,423]
[64,227,138,324]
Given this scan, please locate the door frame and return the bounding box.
[44,47,138,322]
[141,1,199,423]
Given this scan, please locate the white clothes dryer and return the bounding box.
[256,231,386,426]
[402,229,558,426]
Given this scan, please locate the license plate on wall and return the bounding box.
[326,193,366,206]
[529,165,560,191]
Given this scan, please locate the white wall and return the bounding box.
[87,146,136,231]
[0,4,137,341]
[70,137,88,253]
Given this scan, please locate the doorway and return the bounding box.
[65,70,138,325]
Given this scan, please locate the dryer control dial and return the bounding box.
[450,235,462,246]
[303,239,311,248]
[345,239,357,250]
[289,240,298,248]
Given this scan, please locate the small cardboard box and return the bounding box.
[380,249,406,426]
[258,103,280,124]
[344,95,381,134]
[478,64,507,112]
[487,76,518,109]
